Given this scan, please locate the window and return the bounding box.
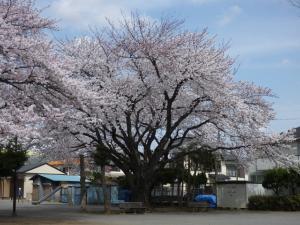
[250,174,265,184]
[226,164,237,177]
[237,167,245,178]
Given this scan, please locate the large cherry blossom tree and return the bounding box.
[0,1,295,205]
[45,15,295,203]
[0,0,61,143]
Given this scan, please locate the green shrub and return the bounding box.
[262,167,300,196]
[248,195,300,211]
[262,168,289,196]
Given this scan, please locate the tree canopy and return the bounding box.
[0,138,27,176]
[0,0,61,143]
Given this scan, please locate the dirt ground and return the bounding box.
[0,217,93,225]
[1,200,300,225]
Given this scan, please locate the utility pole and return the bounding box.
[12,169,17,216]
[80,154,87,211]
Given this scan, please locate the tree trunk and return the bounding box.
[132,185,150,203]
[177,181,181,206]
[178,166,184,207]
[180,180,184,207]
[171,182,174,203]
[80,154,87,211]
[12,170,17,216]
[101,165,111,214]
[186,157,191,203]
[129,175,152,208]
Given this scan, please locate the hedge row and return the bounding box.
[248,195,300,211]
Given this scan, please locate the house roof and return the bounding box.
[17,162,64,174]
[31,174,89,183]
[48,159,80,167]
[17,162,47,173]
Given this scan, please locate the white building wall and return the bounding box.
[220,160,227,175]
[247,159,277,173]
[246,183,273,197]
[23,175,33,200]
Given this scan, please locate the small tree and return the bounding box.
[189,148,216,173]
[92,144,111,214]
[0,138,27,216]
[188,172,207,188]
[262,168,289,196]
[287,168,300,195]
[178,143,215,200]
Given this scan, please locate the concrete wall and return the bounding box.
[217,183,247,208]
[217,182,272,209]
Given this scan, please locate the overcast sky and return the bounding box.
[38,0,300,132]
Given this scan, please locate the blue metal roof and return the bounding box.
[37,174,89,182]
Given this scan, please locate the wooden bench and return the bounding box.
[187,201,210,212]
[119,202,146,214]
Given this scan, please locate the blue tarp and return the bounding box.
[60,186,121,205]
[87,186,121,204]
[194,194,217,208]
